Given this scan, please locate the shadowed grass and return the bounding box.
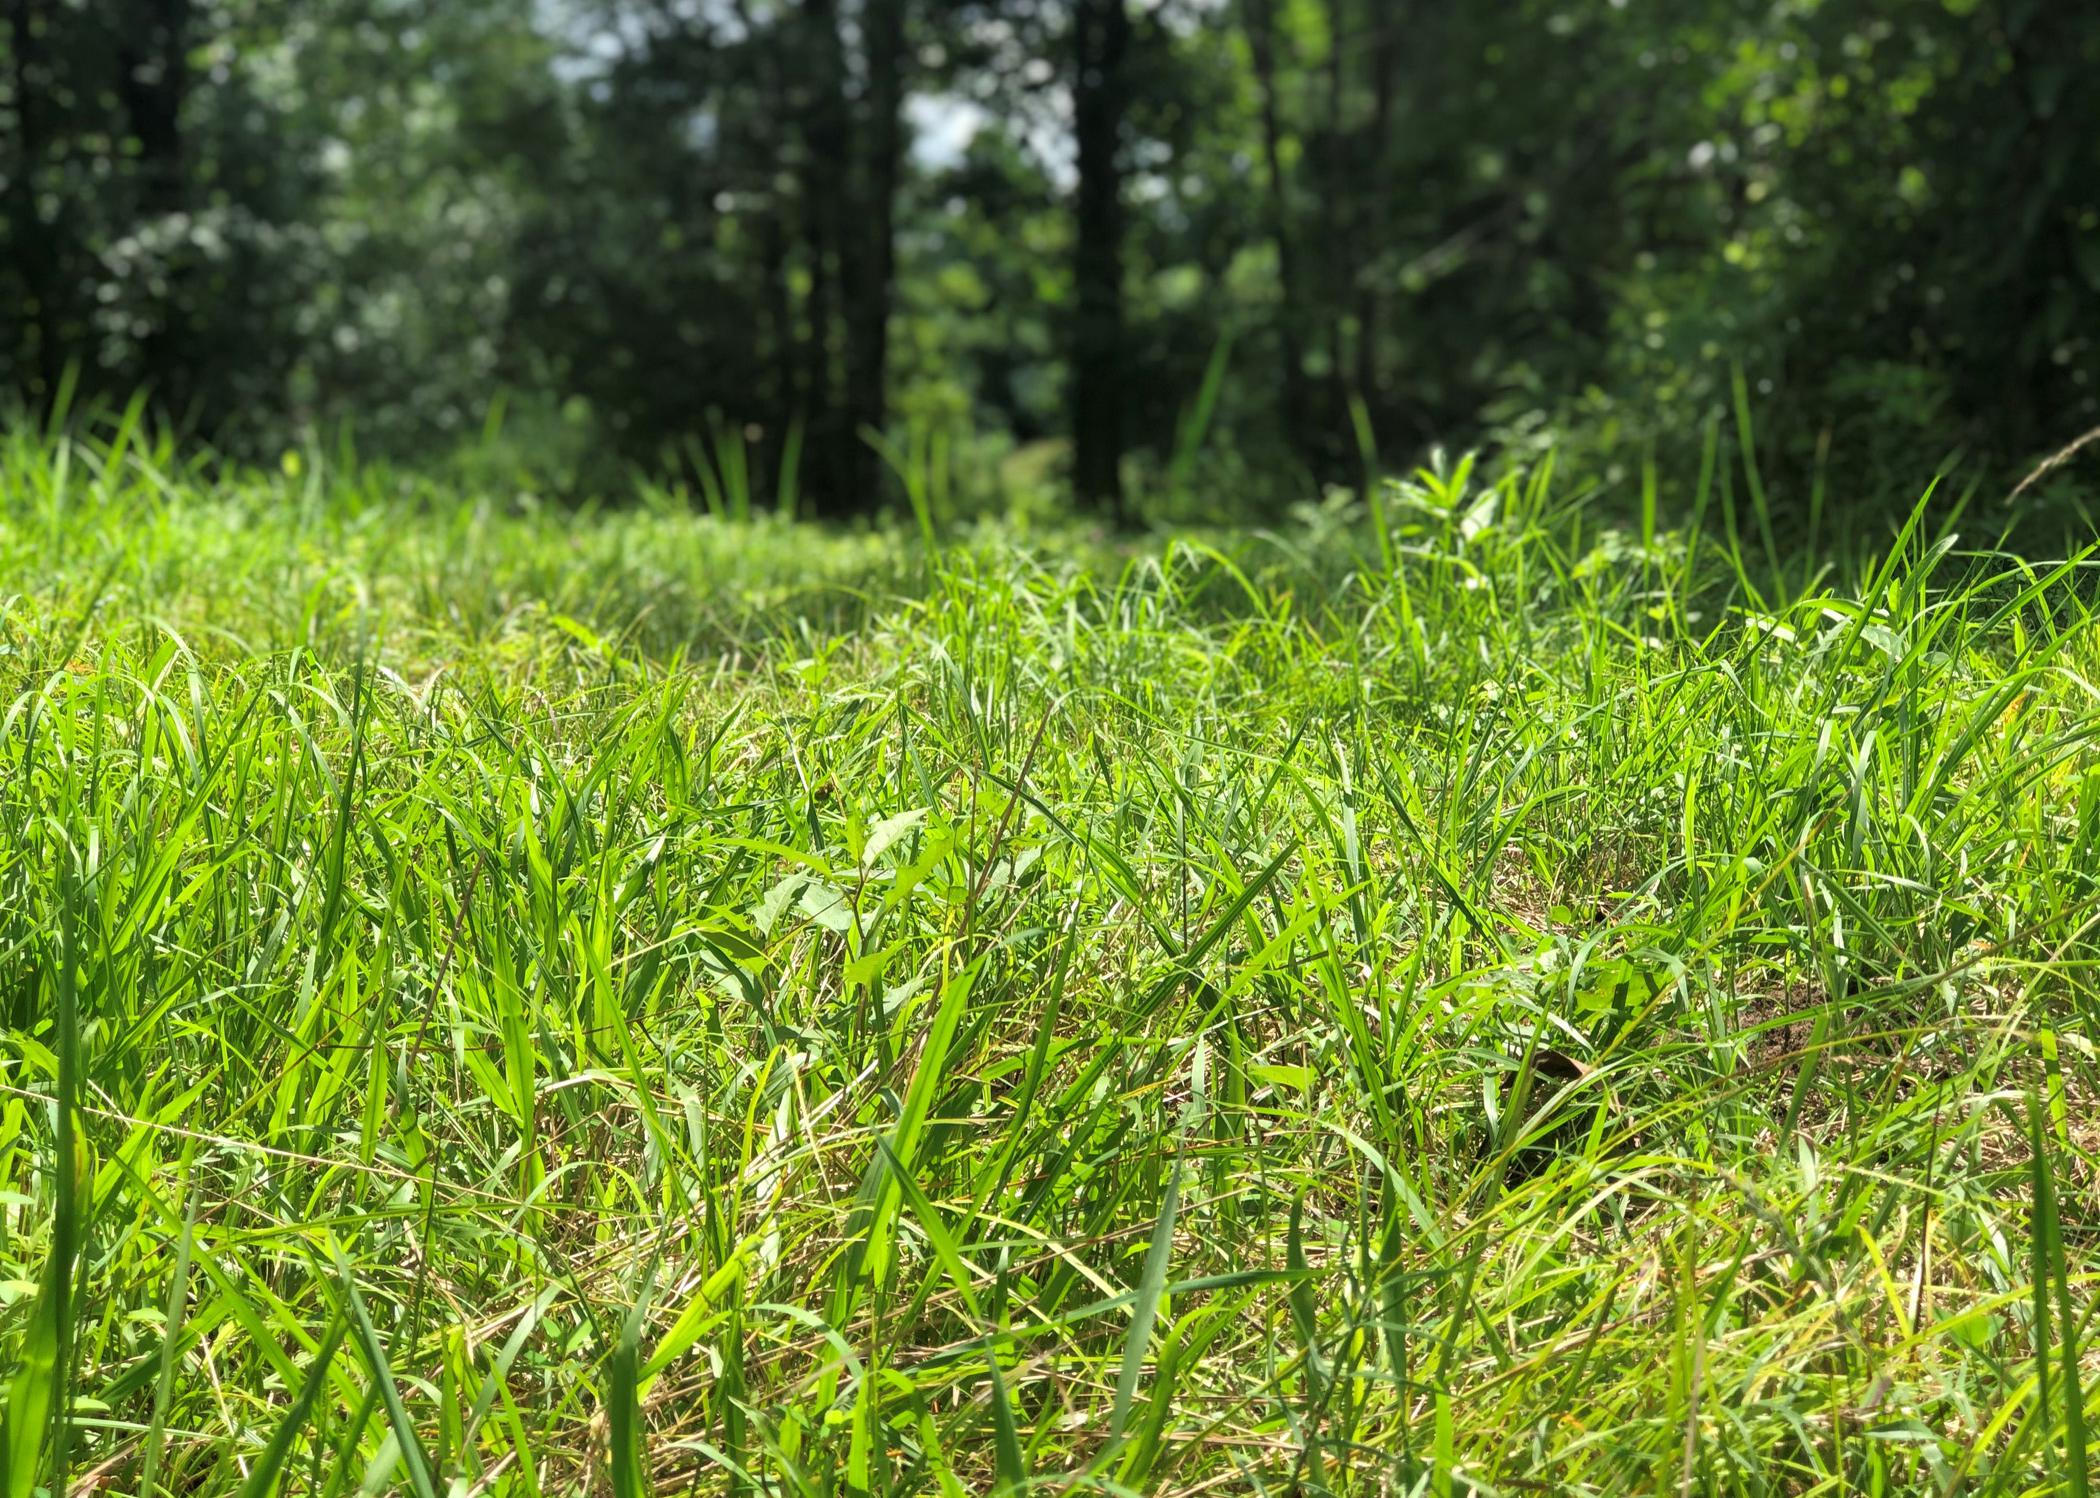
[1,421,2097,1495]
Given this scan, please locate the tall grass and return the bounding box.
[0,418,2096,1495]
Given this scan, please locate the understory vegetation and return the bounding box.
[2,423,2098,1495]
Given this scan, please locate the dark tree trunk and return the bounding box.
[742,0,801,429]
[1355,1,1398,409]
[8,0,60,398]
[1317,0,1348,435]
[117,0,191,414]
[1243,0,1311,459]
[843,0,907,510]
[1071,0,1131,521]
[118,0,188,212]
[797,0,851,508]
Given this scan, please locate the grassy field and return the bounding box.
[2,422,2098,1497]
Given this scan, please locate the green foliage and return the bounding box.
[1,421,2098,1492]
[7,1,2099,509]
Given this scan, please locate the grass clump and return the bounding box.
[1,423,2098,1495]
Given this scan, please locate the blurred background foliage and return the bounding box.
[4,0,2098,519]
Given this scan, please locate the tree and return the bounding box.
[5,0,52,397]
[794,0,911,512]
[5,0,2099,513]
[1070,0,1130,520]
[845,0,909,507]
[116,0,193,414]
[1242,0,1308,455]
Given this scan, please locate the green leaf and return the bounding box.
[985,1342,1026,1498]
[1247,1062,1313,1093]
[797,881,856,933]
[3,874,85,1498]
[1109,1148,1183,1449]
[235,1316,351,1498]
[609,1264,657,1498]
[644,1237,758,1382]
[341,1266,440,1498]
[861,807,930,866]
[753,873,809,934]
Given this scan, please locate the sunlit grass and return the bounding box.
[2,418,2097,1495]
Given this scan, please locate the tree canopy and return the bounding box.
[5,0,2096,512]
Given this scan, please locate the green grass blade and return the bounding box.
[985,1339,1026,1498]
[235,1315,351,1498]
[3,866,86,1498]
[609,1263,656,1498]
[1108,1146,1183,1450]
[2032,1087,2090,1496]
[137,1176,201,1498]
[340,1265,440,1498]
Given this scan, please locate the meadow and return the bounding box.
[2,421,2098,1496]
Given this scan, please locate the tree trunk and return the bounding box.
[1317,0,1348,436]
[7,0,57,398]
[118,0,188,212]
[1071,0,1131,521]
[844,0,907,511]
[1355,0,1397,409]
[117,0,191,414]
[743,0,801,432]
[796,0,851,508]
[1242,0,1311,460]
